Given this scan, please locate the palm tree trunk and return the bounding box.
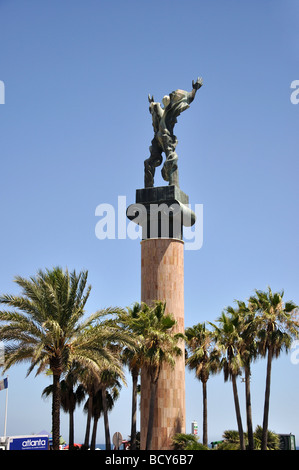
[146,380,157,450]
[101,387,111,450]
[202,380,208,447]
[130,371,138,450]
[245,364,254,450]
[84,394,93,447]
[52,372,61,450]
[232,374,245,450]
[90,416,99,450]
[262,346,273,450]
[69,409,74,450]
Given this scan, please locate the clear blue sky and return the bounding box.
[0,0,298,445]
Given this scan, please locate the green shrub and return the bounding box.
[171,433,209,450]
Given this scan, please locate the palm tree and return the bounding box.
[129,301,184,450]
[224,303,257,450]
[76,322,135,449]
[87,381,120,450]
[222,429,241,446]
[232,300,258,450]
[209,310,245,450]
[99,368,123,450]
[88,388,104,450]
[42,369,85,449]
[185,322,216,447]
[248,287,298,450]
[221,425,280,450]
[0,267,130,450]
[117,303,144,450]
[253,425,280,450]
[171,433,208,450]
[80,368,100,448]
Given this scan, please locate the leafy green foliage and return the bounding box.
[171,433,209,450]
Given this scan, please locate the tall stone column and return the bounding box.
[127,185,195,450]
[140,237,185,450]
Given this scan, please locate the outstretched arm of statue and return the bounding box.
[192,77,203,91]
[188,77,203,103]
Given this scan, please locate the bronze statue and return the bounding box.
[144,77,203,188]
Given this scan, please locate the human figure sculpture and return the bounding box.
[144,77,203,188]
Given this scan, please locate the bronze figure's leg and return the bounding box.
[144,138,163,188]
[161,133,179,187]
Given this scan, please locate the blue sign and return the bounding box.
[9,435,49,450]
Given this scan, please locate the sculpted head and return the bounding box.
[162,95,170,108]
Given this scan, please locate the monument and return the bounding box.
[127,78,203,450]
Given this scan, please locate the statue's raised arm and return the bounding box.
[188,77,203,103]
[192,77,203,91]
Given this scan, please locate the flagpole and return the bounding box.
[3,376,8,438]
